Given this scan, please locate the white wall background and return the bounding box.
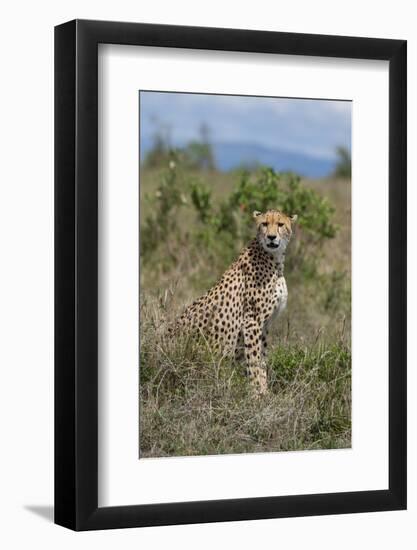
[0,1,415,548]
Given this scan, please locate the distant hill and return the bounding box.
[140,137,336,178]
[212,142,335,178]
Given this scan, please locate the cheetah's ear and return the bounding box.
[290,214,298,224]
[253,210,262,219]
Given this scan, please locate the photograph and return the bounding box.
[139,91,352,458]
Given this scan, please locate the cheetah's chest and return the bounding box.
[269,276,288,321]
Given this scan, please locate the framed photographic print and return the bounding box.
[55,19,407,530]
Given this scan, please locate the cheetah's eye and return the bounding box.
[261,222,268,227]
[278,222,284,228]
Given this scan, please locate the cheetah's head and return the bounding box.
[253,210,297,255]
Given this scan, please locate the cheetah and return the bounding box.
[175,209,297,394]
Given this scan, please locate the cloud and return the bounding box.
[140,91,351,160]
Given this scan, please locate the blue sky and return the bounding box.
[139,91,351,173]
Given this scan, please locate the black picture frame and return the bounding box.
[55,19,407,531]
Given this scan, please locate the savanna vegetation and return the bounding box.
[139,141,351,458]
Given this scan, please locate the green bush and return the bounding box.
[140,154,188,260]
[141,162,338,282]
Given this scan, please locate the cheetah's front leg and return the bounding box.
[261,325,269,360]
[243,318,267,395]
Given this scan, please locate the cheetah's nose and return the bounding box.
[267,235,276,240]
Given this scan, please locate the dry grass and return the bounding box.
[139,295,351,457]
